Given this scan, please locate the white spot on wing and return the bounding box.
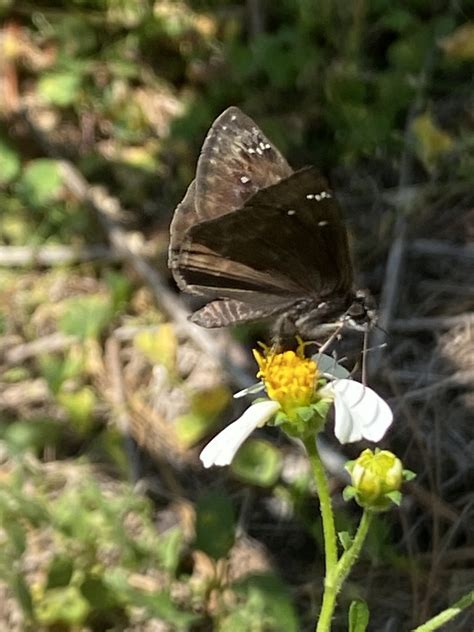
[287,209,296,216]
[240,176,251,184]
[307,191,333,202]
[318,220,329,227]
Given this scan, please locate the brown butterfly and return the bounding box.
[168,107,374,342]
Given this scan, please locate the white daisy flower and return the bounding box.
[199,347,393,469]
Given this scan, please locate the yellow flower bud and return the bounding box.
[350,449,403,512]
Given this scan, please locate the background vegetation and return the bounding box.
[1,1,473,630]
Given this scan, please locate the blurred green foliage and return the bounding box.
[0,459,198,629]
[1,0,471,250]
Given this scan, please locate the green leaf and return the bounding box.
[176,387,231,447]
[12,572,34,619]
[80,575,119,611]
[0,138,21,185]
[338,531,353,551]
[3,419,61,455]
[105,270,133,313]
[17,159,63,207]
[36,586,90,625]
[38,351,83,394]
[231,439,282,487]
[412,112,454,171]
[37,71,82,107]
[4,523,27,556]
[59,295,113,339]
[46,555,74,589]
[231,573,299,632]
[57,387,96,435]
[174,412,217,448]
[156,527,183,575]
[105,570,198,629]
[195,492,235,560]
[191,386,231,418]
[348,599,370,632]
[134,324,177,370]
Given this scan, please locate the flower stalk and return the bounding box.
[198,343,397,631]
[305,435,374,632]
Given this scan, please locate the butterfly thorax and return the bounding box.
[275,289,375,342]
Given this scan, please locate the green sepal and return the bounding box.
[272,410,288,427]
[338,530,353,551]
[386,490,402,506]
[345,459,355,473]
[295,406,315,422]
[343,486,357,502]
[310,398,331,419]
[403,469,416,481]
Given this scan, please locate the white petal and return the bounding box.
[199,400,280,468]
[313,353,351,379]
[233,382,265,399]
[327,380,393,444]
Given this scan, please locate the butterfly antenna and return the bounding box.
[362,329,368,385]
[318,322,344,355]
[374,323,389,337]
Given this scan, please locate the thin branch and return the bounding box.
[410,239,474,260]
[0,244,117,267]
[390,314,474,333]
[399,371,474,401]
[4,332,77,364]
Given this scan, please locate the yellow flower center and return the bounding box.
[253,341,319,414]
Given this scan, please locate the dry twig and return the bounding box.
[0,244,117,267]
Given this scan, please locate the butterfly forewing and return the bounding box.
[195,107,293,221]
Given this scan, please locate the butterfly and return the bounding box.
[168,106,375,343]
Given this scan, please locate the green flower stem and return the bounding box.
[305,439,375,632]
[304,437,338,574]
[316,581,338,632]
[333,510,372,591]
[411,590,474,632]
[316,509,373,632]
[303,437,338,632]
